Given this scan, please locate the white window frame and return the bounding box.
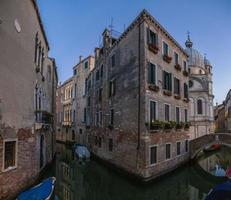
[175,106,181,123]
[2,139,18,172]
[164,103,171,121]
[148,61,158,85]
[165,143,172,160]
[149,100,158,123]
[162,40,169,56]
[149,145,158,166]
[176,141,181,156]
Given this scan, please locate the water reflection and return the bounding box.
[48,143,231,200]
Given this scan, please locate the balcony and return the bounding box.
[35,110,53,124]
[148,44,159,54]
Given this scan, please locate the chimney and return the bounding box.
[79,56,83,63]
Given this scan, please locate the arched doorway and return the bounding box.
[40,135,44,168]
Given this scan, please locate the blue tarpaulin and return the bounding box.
[17,177,56,200]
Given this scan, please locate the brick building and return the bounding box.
[0,0,58,199]
[214,103,225,133]
[86,10,190,180]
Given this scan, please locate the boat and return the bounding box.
[205,180,231,200]
[75,144,90,160]
[203,143,221,152]
[17,177,56,200]
[226,167,231,179]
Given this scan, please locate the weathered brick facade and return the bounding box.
[86,10,190,180]
[0,0,57,199]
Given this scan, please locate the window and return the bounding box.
[4,140,17,170]
[165,104,170,121]
[109,138,113,151]
[34,33,38,64]
[87,96,91,107]
[147,29,158,45]
[110,109,114,125]
[163,71,172,91]
[185,140,188,152]
[183,61,187,71]
[72,130,75,141]
[174,52,179,65]
[197,99,203,114]
[98,137,102,148]
[74,83,77,98]
[174,77,180,95]
[84,79,87,95]
[83,107,86,122]
[109,79,116,97]
[47,65,51,82]
[99,88,102,102]
[184,109,188,122]
[184,83,188,98]
[177,142,181,156]
[150,101,157,123]
[100,65,103,77]
[84,61,88,69]
[73,69,77,75]
[95,112,99,126]
[150,146,157,165]
[73,110,76,122]
[95,136,98,146]
[163,41,169,56]
[99,111,103,125]
[96,70,100,81]
[111,54,115,67]
[175,107,180,123]
[79,129,82,134]
[166,144,171,159]
[148,63,156,85]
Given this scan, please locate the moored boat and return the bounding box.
[17,177,56,200]
[205,180,231,200]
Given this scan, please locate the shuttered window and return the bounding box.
[163,71,172,91]
[166,144,171,159]
[148,63,156,84]
[4,141,16,170]
[150,101,157,123]
[176,107,180,123]
[174,77,180,95]
[150,146,157,165]
[165,104,170,122]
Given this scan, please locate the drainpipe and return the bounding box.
[136,18,142,170]
[51,63,55,158]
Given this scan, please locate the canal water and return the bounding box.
[43,143,231,200]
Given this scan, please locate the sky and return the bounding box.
[37,0,231,104]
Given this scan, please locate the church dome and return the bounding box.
[185,48,205,68]
[204,57,211,66]
[185,34,205,68]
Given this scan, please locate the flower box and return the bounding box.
[183,98,190,103]
[148,84,160,92]
[175,64,182,71]
[148,44,159,54]
[163,90,172,96]
[163,54,172,63]
[174,94,181,100]
[175,123,184,129]
[183,70,189,76]
[184,122,190,130]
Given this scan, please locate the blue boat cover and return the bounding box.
[17,177,55,200]
[205,180,231,200]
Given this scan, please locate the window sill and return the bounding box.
[2,166,17,173]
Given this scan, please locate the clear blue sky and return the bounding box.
[37,0,231,104]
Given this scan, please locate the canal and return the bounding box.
[42,143,231,200]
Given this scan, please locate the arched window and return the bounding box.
[197,99,203,114]
[47,65,51,82]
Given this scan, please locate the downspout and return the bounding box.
[136,19,142,170]
[51,65,55,158]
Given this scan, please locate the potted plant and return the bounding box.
[148,84,160,92]
[174,94,181,100]
[150,120,163,130]
[163,54,172,63]
[148,43,159,54]
[184,122,190,130]
[163,90,172,96]
[174,64,182,71]
[176,122,184,129]
[163,121,172,130]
